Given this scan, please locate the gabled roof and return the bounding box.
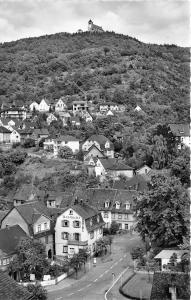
[0,225,27,256]
[120,174,149,192]
[14,201,51,226]
[87,134,109,146]
[98,158,134,171]
[84,144,104,156]
[0,210,9,223]
[33,128,49,135]
[0,126,11,133]
[169,123,190,137]
[154,249,188,260]
[0,271,33,300]
[55,135,79,142]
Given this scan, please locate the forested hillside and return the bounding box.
[0,31,190,123]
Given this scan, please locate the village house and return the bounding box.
[154,249,189,271]
[10,128,21,144]
[29,101,39,112]
[82,134,114,158]
[55,98,67,112]
[88,19,104,32]
[32,128,49,143]
[46,113,57,125]
[0,126,11,144]
[55,202,105,258]
[70,116,81,127]
[84,144,105,161]
[73,100,88,114]
[169,123,190,149]
[38,99,50,112]
[84,156,98,176]
[44,135,80,156]
[13,184,37,206]
[136,164,151,175]
[86,189,137,230]
[0,107,27,120]
[18,128,33,144]
[57,111,71,126]
[81,111,93,123]
[0,225,27,271]
[1,201,55,259]
[95,157,134,181]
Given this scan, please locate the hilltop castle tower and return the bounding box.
[88,19,104,33]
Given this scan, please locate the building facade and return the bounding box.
[55,203,105,258]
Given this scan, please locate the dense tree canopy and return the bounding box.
[136,175,190,247]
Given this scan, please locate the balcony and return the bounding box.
[68,239,88,246]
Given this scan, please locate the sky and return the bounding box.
[0,0,190,46]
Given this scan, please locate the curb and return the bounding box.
[119,273,149,300]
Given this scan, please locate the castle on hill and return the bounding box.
[88,19,104,32]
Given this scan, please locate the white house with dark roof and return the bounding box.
[169,123,190,149]
[44,135,80,156]
[55,202,105,258]
[95,157,134,181]
[82,134,114,158]
[86,188,137,230]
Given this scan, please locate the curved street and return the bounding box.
[47,233,141,300]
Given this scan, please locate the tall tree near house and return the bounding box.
[170,146,190,186]
[9,237,50,281]
[136,175,189,248]
[151,135,169,169]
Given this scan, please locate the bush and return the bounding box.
[110,221,120,235]
[58,146,73,159]
[23,138,36,148]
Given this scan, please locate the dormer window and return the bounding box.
[125,202,130,210]
[105,201,109,208]
[115,201,120,209]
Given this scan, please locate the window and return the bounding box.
[124,214,128,219]
[118,213,122,219]
[61,232,68,240]
[104,213,108,218]
[44,222,48,230]
[125,203,130,210]
[73,221,80,228]
[90,218,93,226]
[45,236,49,244]
[90,231,94,239]
[62,220,69,227]
[63,246,68,253]
[99,228,102,234]
[74,233,80,241]
[115,201,120,209]
[70,248,75,254]
[111,213,115,219]
[105,201,109,208]
[69,210,73,215]
[97,215,100,223]
[125,224,129,230]
[37,225,41,232]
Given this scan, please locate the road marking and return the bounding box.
[67,293,74,296]
[93,278,98,282]
[99,274,103,278]
[86,283,92,287]
[104,267,129,300]
[55,298,62,300]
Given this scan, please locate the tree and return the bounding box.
[151,135,169,169]
[58,146,73,159]
[103,47,110,56]
[110,221,120,235]
[170,147,190,186]
[9,237,50,281]
[23,138,36,148]
[136,175,189,247]
[26,284,47,300]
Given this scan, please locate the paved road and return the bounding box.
[47,233,141,300]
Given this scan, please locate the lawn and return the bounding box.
[121,272,153,300]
